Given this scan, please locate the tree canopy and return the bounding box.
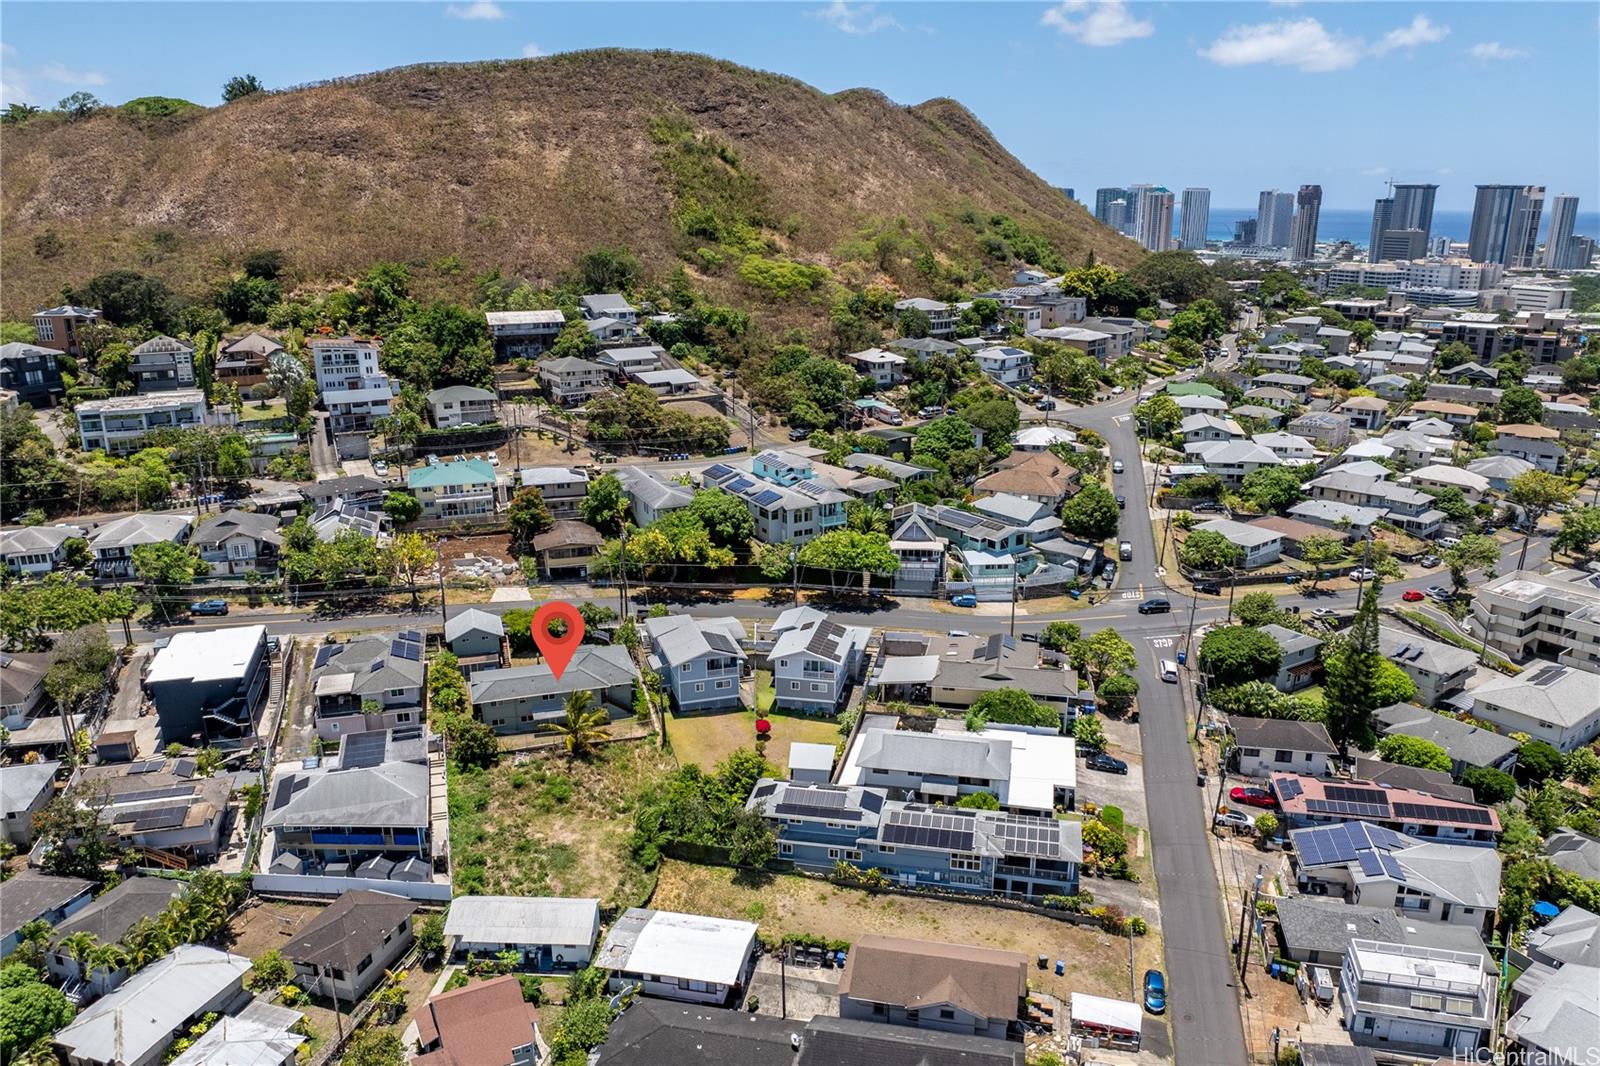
[1200,625,1282,688]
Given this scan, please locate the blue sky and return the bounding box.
[3,2,1596,209]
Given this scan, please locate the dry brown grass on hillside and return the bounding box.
[0,49,1141,319]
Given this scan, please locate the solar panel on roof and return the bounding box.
[704,463,734,479]
[128,759,162,774]
[341,731,389,770]
[123,785,192,804]
[1378,851,1405,881]
[1326,785,1387,805]
[1277,778,1305,801]
[399,630,422,644]
[313,645,338,669]
[1356,851,1386,877]
[130,806,186,832]
[172,758,196,779]
[752,489,783,507]
[726,477,755,493]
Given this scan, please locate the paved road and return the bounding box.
[1063,391,1250,1065]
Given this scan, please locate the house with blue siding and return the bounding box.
[644,615,747,712]
[746,779,1081,900]
[701,461,849,546]
[840,724,1076,815]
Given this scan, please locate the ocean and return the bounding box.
[1195,207,1600,249]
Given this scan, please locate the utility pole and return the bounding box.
[790,548,799,607]
[436,538,448,632]
[618,525,630,619]
[1009,559,1019,638]
[748,401,757,454]
[1239,865,1265,995]
[1226,565,1239,620]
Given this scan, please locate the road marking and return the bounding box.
[1114,415,1131,425]
[1120,591,1142,600]
[1150,637,1175,649]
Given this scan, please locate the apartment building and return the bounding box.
[485,309,565,360]
[310,337,384,392]
[75,390,224,456]
[1473,568,1600,675]
[537,356,612,405]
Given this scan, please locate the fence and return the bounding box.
[249,872,453,902]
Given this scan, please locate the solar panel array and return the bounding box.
[993,817,1062,858]
[751,781,778,800]
[272,776,311,811]
[1307,797,1390,819]
[1393,802,1493,826]
[1277,777,1305,801]
[342,730,390,770]
[391,636,422,662]
[1327,785,1388,805]
[129,806,186,832]
[775,787,854,818]
[1527,664,1569,688]
[400,630,422,644]
[726,477,755,493]
[752,489,784,507]
[172,758,196,779]
[313,645,339,669]
[122,785,192,804]
[704,463,735,480]
[127,759,166,775]
[882,807,976,853]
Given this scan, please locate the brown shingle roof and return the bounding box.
[280,890,417,972]
[976,452,1078,498]
[413,975,539,1066]
[532,520,603,552]
[839,935,1027,1022]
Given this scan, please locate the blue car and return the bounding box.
[949,593,978,608]
[189,599,230,617]
[1143,968,1167,1014]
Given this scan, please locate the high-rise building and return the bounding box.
[1179,188,1211,249]
[1369,197,1394,263]
[1378,229,1427,261]
[1390,184,1438,245]
[1124,184,1154,237]
[1571,237,1597,270]
[1289,185,1322,260]
[1430,236,1452,257]
[1094,188,1128,227]
[1233,218,1257,245]
[1469,185,1546,267]
[1256,190,1295,248]
[1062,188,1075,201]
[1543,194,1580,269]
[1105,198,1130,235]
[1135,187,1174,252]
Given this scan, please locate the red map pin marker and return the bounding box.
[531,601,585,680]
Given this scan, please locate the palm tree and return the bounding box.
[551,691,609,757]
[86,941,129,981]
[58,931,100,981]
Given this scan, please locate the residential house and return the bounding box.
[1514,905,1600,1016]
[517,467,588,520]
[1248,515,1342,558]
[0,341,66,408]
[442,896,600,970]
[169,1001,305,1066]
[1080,317,1138,356]
[769,609,869,715]
[1180,414,1245,444]
[839,936,1028,1040]
[1252,373,1315,401]
[310,497,387,545]
[1492,424,1563,471]
[1242,387,1299,410]
[1505,961,1600,1066]
[886,508,946,595]
[585,316,635,343]
[444,608,505,661]
[1269,773,1500,846]
[281,890,416,1004]
[1402,416,1459,440]
[1,870,93,958]
[215,333,283,389]
[76,390,218,456]
[1424,382,1501,409]
[1230,404,1286,427]
[145,625,271,745]
[1010,424,1076,452]
[974,451,1078,508]
[1316,326,1354,355]
[1339,940,1493,1057]
[615,466,694,526]
[1172,393,1229,415]
[302,475,389,512]
[748,778,1081,901]
[1286,499,1385,537]
[1287,412,1353,448]
[596,908,759,1006]
[700,461,848,545]
[52,945,252,1066]
[537,356,612,405]
[1259,342,1323,372]
[310,337,383,392]
[841,724,1076,816]
[310,634,426,740]
[409,459,499,519]
[1252,431,1317,465]
[579,293,638,324]
[1368,374,1413,401]
[1275,897,1408,975]
[973,346,1033,386]
[1031,325,1110,361]
[1546,831,1600,881]
[413,974,546,1066]
[889,336,963,361]
[532,521,602,579]
[596,345,664,376]
[470,645,639,734]
[844,452,935,482]
[1,761,58,847]
[1410,400,1478,431]
[1374,704,1518,776]
[426,385,497,429]
[1258,625,1323,693]
[1404,465,1489,503]
[893,298,955,337]
[1352,759,1472,802]
[1230,717,1335,778]
[76,758,230,862]
[30,304,101,358]
[1336,396,1389,431]
[847,347,907,387]
[0,523,85,575]
[643,615,747,712]
[971,494,1061,542]
[1184,439,1283,486]
[1305,470,1446,538]
[88,512,192,578]
[1190,518,1283,569]
[485,309,565,360]
[262,757,432,874]
[1376,628,1478,708]
[788,744,835,784]
[322,376,395,440]
[1470,663,1600,752]
[917,632,1090,721]
[128,335,196,392]
[44,876,185,1000]
[630,367,699,395]
[1377,429,1453,468]
[191,509,282,575]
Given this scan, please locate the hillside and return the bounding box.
[0,49,1140,321]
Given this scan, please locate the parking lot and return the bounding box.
[1077,717,1149,831]
[747,954,841,1021]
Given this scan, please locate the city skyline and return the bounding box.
[1,2,1595,209]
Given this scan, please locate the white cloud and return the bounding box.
[1467,41,1529,61]
[0,47,111,106]
[1361,165,1389,177]
[810,1,900,35]
[445,2,505,20]
[521,42,544,57]
[34,62,108,86]
[1371,14,1448,55]
[1198,17,1359,72]
[1041,1,1153,47]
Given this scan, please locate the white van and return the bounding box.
[1159,659,1179,683]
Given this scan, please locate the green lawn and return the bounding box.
[665,703,841,772]
[239,398,287,422]
[755,668,776,714]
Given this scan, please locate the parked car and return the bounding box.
[1143,969,1167,1014]
[1036,398,1056,411]
[1437,536,1462,549]
[1349,568,1377,581]
[373,459,389,477]
[1194,580,1222,595]
[1101,562,1118,583]
[1191,501,1223,513]
[1111,385,1126,395]
[1085,753,1129,775]
[1402,589,1425,602]
[1137,598,1172,615]
[1311,606,1338,618]
[486,451,500,466]
[919,406,943,419]
[1420,554,1442,568]
[788,427,810,441]
[1427,586,1454,601]
[1020,632,1040,643]
[1112,459,1126,474]
[949,593,978,608]
[1119,541,1133,561]
[1214,809,1255,832]
[426,454,440,467]
[189,599,229,617]
[1116,494,1126,509]
[1229,786,1277,809]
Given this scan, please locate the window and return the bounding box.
[939,1009,956,1020]
[779,843,793,855]
[716,680,731,690]
[950,856,981,871]
[694,683,705,693]
[810,683,826,693]
[879,845,894,855]
[1275,749,1292,763]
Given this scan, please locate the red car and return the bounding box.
[1402,589,1425,602]
[1229,786,1277,809]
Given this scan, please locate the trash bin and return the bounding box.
[1055,960,1065,976]
[1177,650,1187,665]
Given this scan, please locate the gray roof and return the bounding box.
[1472,665,1600,729]
[191,509,282,550]
[280,890,418,970]
[470,644,638,705]
[616,466,694,512]
[301,474,388,502]
[1526,905,1600,969]
[854,728,1011,779]
[1299,1046,1379,1066]
[799,1015,1026,1066]
[1193,517,1281,548]
[50,876,186,948]
[89,512,192,551]
[594,997,799,1066]
[0,524,83,557]
[1377,626,1478,678]
[168,1000,305,1066]
[264,761,430,829]
[1276,897,1407,957]
[539,355,608,374]
[445,607,504,643]
[0,759,58,817]
[1258,623,1323,657]
[1352,758,1471,802]
[1505,963,1600,1061]
[444,895,600,947]
[1546,831,1600,881]
[1394,842,1501,909]
[129,334,195,356]
[427,384,495,404]
[1374,704,1519,767]
[770,616,869,665]
[580,293,636,315]
[0,341,61,361]
[1228,716,1336,754]
[1287,499,1385,527]
[0,870,92,942]
[1466,454,1536,480]
[644,615,747,669]
[313,634,424,698]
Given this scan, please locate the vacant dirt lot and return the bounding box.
[651,861,1162,1004]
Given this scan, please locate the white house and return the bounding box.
[846,347,906,387]
[596,908,758,1006]
[310,337,383,393]
[443,895,600,970]
[1493,424,1564,472]
[1470,664,1600,752]
[75,390,221,456]
[1377,627,1478,708]
[1229,717,1335,779]
[1189,518,1283,569]
[537,357,612,406]
[973,346,1033,386]
[88,513,192,578]
[426,385,496,429]
[485,309,565,360]
[1185,440,1283,485]
[1252,432,1317,465]
[769,607,869,715]
[518,467,589,519]
[1180,414,1245,444]
[0,524,84,575]
[1340,940,1493,1057]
